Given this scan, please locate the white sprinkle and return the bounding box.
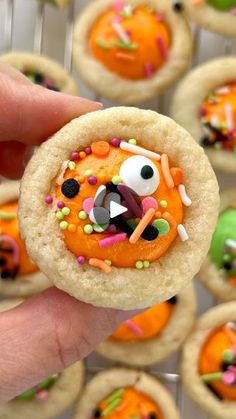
[120,141,161,161]
[177,224,189,242]
[211,115,219,128]
[215,86,230,95]
[178,184,192,207]
[112,22,130,44]
[225,103,234,131]
[94,185,106,206]
[226,239,236,250]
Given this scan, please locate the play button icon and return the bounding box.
[110,201,128,219]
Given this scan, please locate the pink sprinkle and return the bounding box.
[111,138,121,147]
[99,232,127,248]
[125,319,144,336]
[57,201,65,209]
[231,7,236,15]
[83,197,94,214]
[156,13,164,21]
[88,176,97,185]
[36,390,48,401]
[85,147,91,155]
[1,235,20,263]
[113,15,122,23]
[118,184,142,218]
[113,0,124,11]
[107,224,117,233]
[71,151,79,160]
[232,259,236,268]
[156,35,169,61]
[45,195,53,204]
[144,62,155,79]
[232,344,236,356]
[142,197,158,214]
[222,371,236,385]
[77,256,85,264]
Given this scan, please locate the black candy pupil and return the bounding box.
[141,225,159,241]
[93,408,101,418]
[167,295,178,305]
[61,178,80,198]
[141,165,154,180]
[173,2,184,12]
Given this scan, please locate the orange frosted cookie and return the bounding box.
[73,0,192,104]
[19,107,219,309]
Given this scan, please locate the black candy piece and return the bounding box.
[168,295,178,305]
[61,178,80,198]
[221,361,231,372]
[106,182,120,193]
[201,137,212,147]
[141,165,154,180]
[112,216,134,237]
[172,1,184,12]
[1,270,11,279]
[223,262,232,271]
[93,408,101,418]
[141,225,159,241]
[34,73,44,84]
[149,414,158,419]
[0,257,6,266]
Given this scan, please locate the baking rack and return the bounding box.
[0,1,236,418]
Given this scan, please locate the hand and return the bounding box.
[0,63,137,403]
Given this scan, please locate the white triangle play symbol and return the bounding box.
[110,201,128,219]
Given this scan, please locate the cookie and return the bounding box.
[199,189,236,301]
[73,0,192,104]
[0,181,51,297]
[96,283,196,366]
[181,302,236,419]
[177,0,236,38]
[0,51,78,95]
[19,107,219,309]
[171,57,236,173]
[73,367,180,419]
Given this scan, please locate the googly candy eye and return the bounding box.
[119,156,160,196]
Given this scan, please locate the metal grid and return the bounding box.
[0,1,236,418]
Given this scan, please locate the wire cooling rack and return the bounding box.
[0,1,236,418]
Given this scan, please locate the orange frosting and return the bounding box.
[95,386,163,418]
[55,143,183,268]
[111,300,174,341]
[89,5,171,80]
[199,325,236,400]
[0,201,38,277]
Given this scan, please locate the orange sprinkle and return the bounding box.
[155,211,162,218]
[116,400,130,412]
[89,258,111,273]
[78,175,85,183]
[230,277,236,286]
[79,151,86,159]
[115,52,135,61]
[129,208,155,244]
[163,211,177,229]
[68,224,76,233]
[170,167,183,186]
[161,154,174,189]
[224,325,236,344]
[191,0,204,4]
[91,141,110,157]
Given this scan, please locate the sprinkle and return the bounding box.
[115,52,135,61]
[111,138,121,147]
[201,372,223,383]
[144,62,155,78]
[85,169,93,177]
[0,212,16,220]
[57,201,65,209]
[156,35,169,60]
[112,21,130,43]
[45,195,53,204]
[71,151,79,160]
[0,235,19,263]
[88,176,97,185]
[107,224,117,233]
[223,349,234,363]
[232,7,236,15]
[91,141,110,157]
[78,210,87,220]
[79,151,86,159]
[102,398,121,416]
[112,175,122,185]
[143,260,150,268]
[56,211,64,220]
[177,224,189,241]
[161,154,174,188]
[94,185,107,206]
[107,388,124,404]
[178,184,192,207]
[170,167,183,186]
[223,371,236,385]
[89,258,111,273]
[77,256,85,265]
[120,4,133,16]
[68,161,76,170]
[156,13,164,21]
[83,197,95,214]
[142,197,158,214]
[225,104,234,131]
[125,319,144,335]
[78,175,85,184]
[68,224,76,232]
[84,224,93,235]
[129,208,155,244]
[128,138,137,145]
[160,200,167,208]
[96,38,110,50]
[104,259,112,266]
[93,223,109,232]
[85,147,91,155]
[104,192,121,211]
[226,239,236,249]
[90,207,110,225]
[120,141,161,160]
[99,232,127,248]
[118,184,142,218]
[59,221,68,230]
[153,218,170,236]
[113,40,137,50]
[113,0,124,11]
[61,206,70,216]
[135,261,144,270]
[36,390,48,401]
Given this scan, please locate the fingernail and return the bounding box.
[23,146,34,168]
[95,102,103,107]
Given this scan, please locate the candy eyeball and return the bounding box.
[119,155,160,196]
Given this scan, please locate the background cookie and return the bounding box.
[43,0,72,8]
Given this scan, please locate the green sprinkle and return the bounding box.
[113,40,138,50]
[160,200,167,208]
[201,372,223,383]
[126,218,137,230]
[128,138,137,145]
[93,223,108,232]
[16,388,36,400]
[27,74,36,83]
[107,388,124,404]
[84,169,93,177]
[152,218,170,236]
[112,175,122,185]
[0,212,16,220]
[78,210,87,220]
[61,206,70,216]
[68,161,76,170]
[104,259,112,266]
[56,211,64,220]
[96,38,110,50]
[143,260,150,268]
[120,5,133,16]
[223,349,234,363]
[39,375,58,390]
[135,261,143,270]
[223,253,233,263]
[102,397,121,416]
[60,221,68,230]
[84,224,93,235]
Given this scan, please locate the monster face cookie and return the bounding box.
[171,57,236,173]
[0,182,50,297]
[0,52,78,95]
[73,368,180,419]
[19,107,219,309]
[178,0,236,38]
[182,302,236,419]
[73,0,192,104]
[97,284,196,366]
[200,189,236,301]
